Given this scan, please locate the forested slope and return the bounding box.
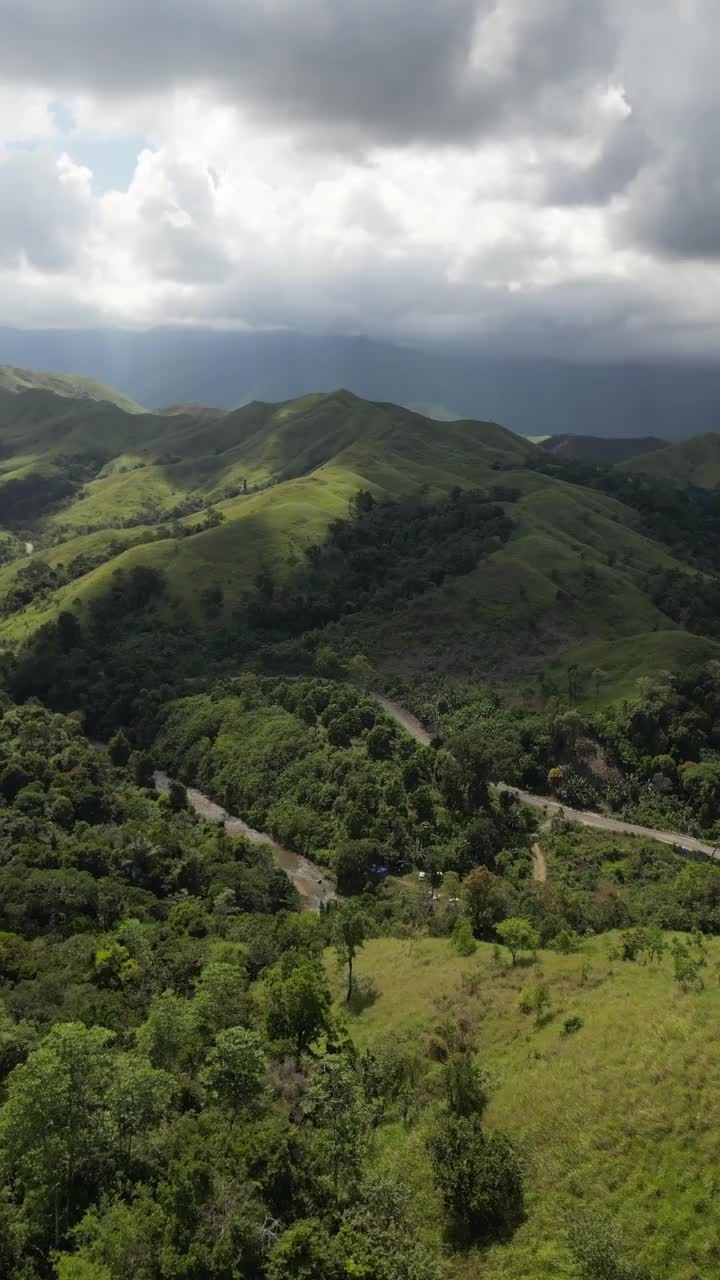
[1,379,718,703]
[5,373,720,1280]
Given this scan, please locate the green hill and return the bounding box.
[1,377,719,706]
[541,433,668,465]
[0,364,144,414]
[621,432,720,489]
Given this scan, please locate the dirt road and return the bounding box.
[374,695,432,747]
[530,842,548,882]
[495,783,720,861]
[375,695,720,863]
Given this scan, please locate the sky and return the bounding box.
[1,0,719,360]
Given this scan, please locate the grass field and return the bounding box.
[329,933,720,1280]
[544,631,720,708]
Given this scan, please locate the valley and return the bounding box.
[3,365,720,1280]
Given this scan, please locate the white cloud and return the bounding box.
[0,0,718,358]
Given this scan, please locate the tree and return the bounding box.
[337,1174,441,1280]
[672,940,704,992]
[265,960,331,1066]
[305,1057,369,1202]
[452,920,477,956]
[93,941,140,989]
[200,1027,267,1116]
[107,1054,175,1169]
[347,654,374,688]
[0,1023,115,1247]
[333,903,366,1002]
[460,815,500,873]
[108,730,131,767]
[267,1220,342,1280]
[645,927,666,965]
[427,1113,524,1245]
[520,983,552,1027]
[621,928,647,962]
[193,960,250,1036]
[131,751,154,789]
[335,839,391,895]
[366,724,396,761]
[0,1024,172,1251]
[315,645,344,678]
[168,779,187,811]
[463,867,508,938]
[136,990,198,1073]
[444,1053,487,1117]
[52,1189,167,1280]
[496,917,540,965]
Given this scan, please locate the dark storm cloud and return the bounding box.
[608,0,720,260]
[0,0,616,146]
[619,114,720,260]
[545,114,655,206]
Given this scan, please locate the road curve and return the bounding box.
[375,695,720,863]
[374,694,432,747]
[496,784,720,861]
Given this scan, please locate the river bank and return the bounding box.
[152,770,336,910]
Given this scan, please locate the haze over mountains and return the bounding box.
[2,327,720,441]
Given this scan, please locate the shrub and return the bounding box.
[561,1015,584,1037]
[519,983,552,1027]
[452,920,477,956]
[428,1113,525,1245]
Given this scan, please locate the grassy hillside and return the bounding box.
[333,931,720,1280]
[622,432,720,489]
[322,469,687,686]
[0,363,144,413]
[541,433,668,465]
[1,377,719,703]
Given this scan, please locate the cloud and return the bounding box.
[0,1,718,358]
[0,148,93,271]
[544,109,655,207]
[0,0,616,148]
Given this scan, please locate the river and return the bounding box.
[152,770,336,910]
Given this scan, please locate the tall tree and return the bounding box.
[265,961,331,1067]
[333,903,366,1002]
[200,1027,267,1117]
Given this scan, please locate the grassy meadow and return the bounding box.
[330,933,720,1280]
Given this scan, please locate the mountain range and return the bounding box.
[2,363,720,711]
[1,327,720,440]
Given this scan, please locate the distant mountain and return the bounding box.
[0,363,143,414]
[156,403,227,419]
[1,327,720,440]
[540,433,668,465]
[621,432,720,489]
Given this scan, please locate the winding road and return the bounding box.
[103,691,719,913]
[375,695,720,864]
